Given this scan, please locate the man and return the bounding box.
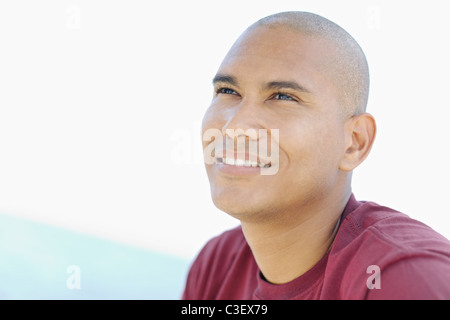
[182,11,450,299]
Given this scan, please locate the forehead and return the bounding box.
[217,26,336,89]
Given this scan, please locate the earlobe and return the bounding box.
[339,113,376,171]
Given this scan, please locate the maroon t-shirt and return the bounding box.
[182,194,450,299]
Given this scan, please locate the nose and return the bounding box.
[221,98,262,140]
[220,98,264,163]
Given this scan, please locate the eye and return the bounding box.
[216,87,238,95]
[273,92,296,101]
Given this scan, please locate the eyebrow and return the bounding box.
[265,81,311,93]
[212,74,310,94]
[212,74,238,87]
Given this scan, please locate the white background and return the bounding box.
[0,0,449,260]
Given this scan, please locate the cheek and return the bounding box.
[282,117,344,171]
[201,106,215,130]
[201,106,221,146]
[201,101,231,130]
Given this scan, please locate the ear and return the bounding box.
[339,113,377,172]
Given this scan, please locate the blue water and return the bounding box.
[0,213,191,299]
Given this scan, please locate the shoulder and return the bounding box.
[182,225,248,299]
[190,226,247,272]
[330,199,450,299]
[342,200,450,253]
[198,225,246,258]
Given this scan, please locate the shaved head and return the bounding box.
[247,11,370,117]
[203,10,377,232]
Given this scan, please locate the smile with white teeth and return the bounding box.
[217,158,271,168]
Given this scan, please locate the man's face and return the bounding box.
[201,26,349,223]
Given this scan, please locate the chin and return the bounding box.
[211,191,246,215]
[211,189,272,222]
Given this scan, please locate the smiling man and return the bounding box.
[182,11,450,299]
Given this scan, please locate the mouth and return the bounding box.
[215,157,271,168]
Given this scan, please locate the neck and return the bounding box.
[241,190,350,284]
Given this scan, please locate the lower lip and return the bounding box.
[216,163,263,176]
